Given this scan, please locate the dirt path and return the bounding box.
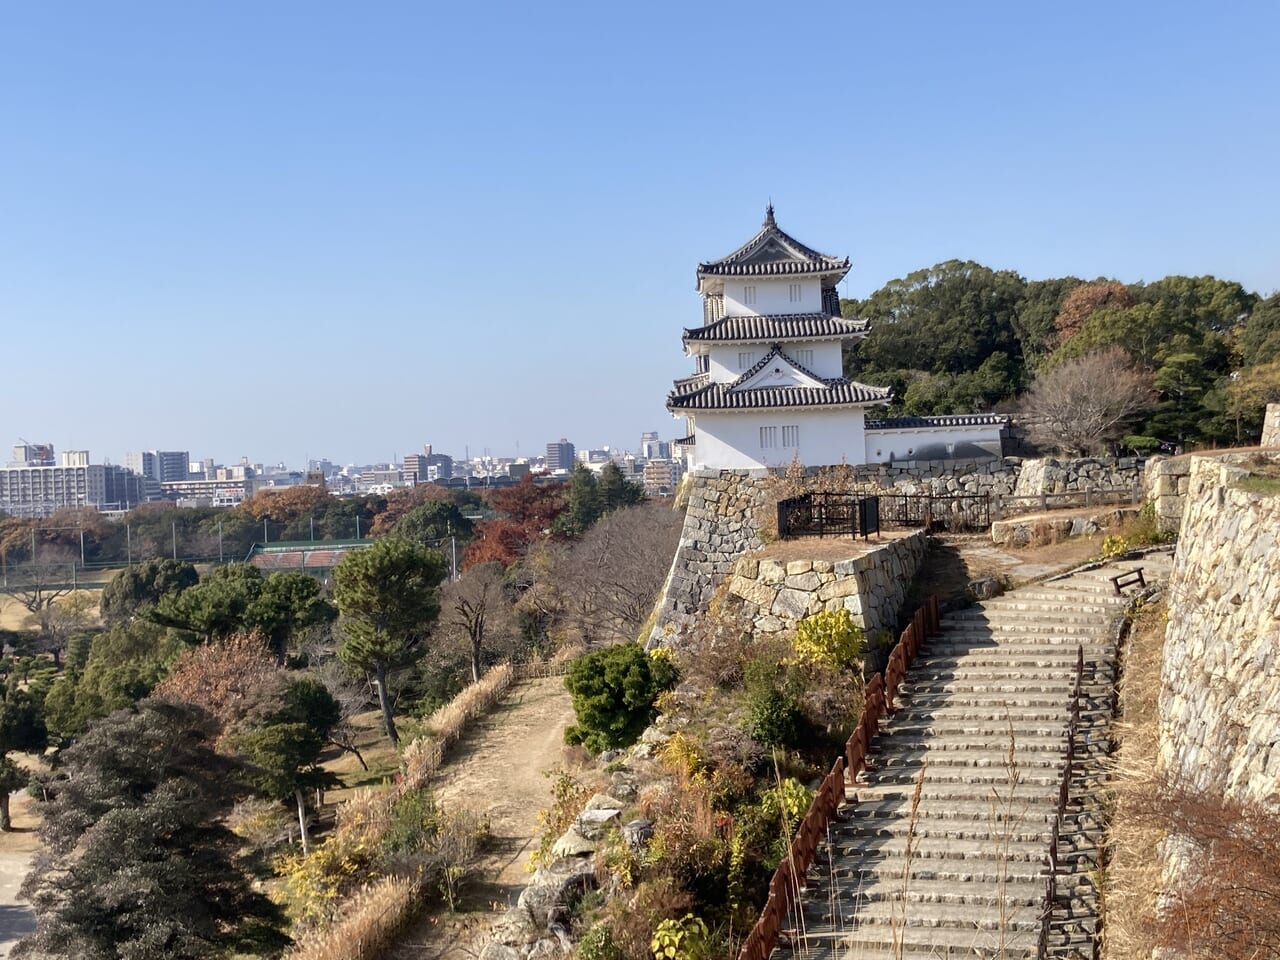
[0,793,39,958]
[387,675,577,959]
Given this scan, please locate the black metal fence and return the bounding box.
[776,493,880,539]
[879,492,992,531]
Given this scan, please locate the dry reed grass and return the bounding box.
[1100,599,1166,960]
[285,662,517,959]
[286,874,417,960]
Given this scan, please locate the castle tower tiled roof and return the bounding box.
[696,205,851,282]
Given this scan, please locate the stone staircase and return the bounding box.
[772,554,1171,960]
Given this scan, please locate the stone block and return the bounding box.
[785,560,813,575]
[784,571,822,591]
[730,576,776,609]
[817,577,860,602]
[772,588,812,620]
[759,560,785,584]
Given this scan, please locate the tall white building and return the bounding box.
[126,450,189,483]
[668,208,889,470]
[668,210,1009,470]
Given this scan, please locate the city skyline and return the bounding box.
[3,2,1277,467]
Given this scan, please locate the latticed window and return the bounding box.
[789,283,802,303]
[738,351,756,370]
[794,349,813,367]
[759,426,778,448]
[743,285,757,306]
[782,425,800,447]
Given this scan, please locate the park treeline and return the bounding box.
[841,261,1280,449]
[0,462,643,569]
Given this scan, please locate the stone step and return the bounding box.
[851,781,1061,805]
[912,652,1092,669]
[947,608,1114,624]
[808,892,1044,930]
[873,748,1066,769]
[888,704,1080,723]
[824,870,1044,911]
[844,812,1054,842]
[834,857,1049,886]
[898,678,1101,695]
[919,640,1111,656]
[938,620,1110,636]
[827,835,1050,865]
[986,590,1125,606]
[862,766,1064,788]
[882,723,1068,741]
[894,690,1083,708]
[820,923,1039,958]
[872,733,1068,752]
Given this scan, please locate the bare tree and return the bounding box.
[440,562,518,682]
[542,502,682,647]
[1024,347,1156,455]
[3,546,80,667]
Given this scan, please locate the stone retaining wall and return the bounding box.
[1263,402,1280,447]
[648,458,1148,648]
[1143,456,1193,534]
[1158,453,1280,804]
[989,507,1137,547]
[725,532,928,640]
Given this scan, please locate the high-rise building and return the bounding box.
[0,458,145,517]
[546,438,576,472]
[126,450,190,483]
[404,447,453,484]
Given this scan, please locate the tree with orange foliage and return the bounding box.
[463,476,567,569]
[237,485,332,523]
[151,632,282,734]
[367,483,452,537]
[1053,280,1135,346]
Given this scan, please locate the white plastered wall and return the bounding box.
[693,408,869,470]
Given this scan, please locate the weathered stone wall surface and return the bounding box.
[989,507,1137,547]
[646,470,773,647]
[1011,457,1142,498]
[1158,454,1280,804]
[725,531,928,640]
[1143,456,1193,534]
[1263,402,1280,447]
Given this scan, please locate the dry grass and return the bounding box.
[1100,598,1166,960]
[286,874,417,960]
[0,585,105,631]
[289,664,518,959]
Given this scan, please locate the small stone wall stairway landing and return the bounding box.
[772,557,1166,960]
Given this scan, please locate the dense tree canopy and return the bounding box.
[842,262,1276,451]
[16,699,286,960]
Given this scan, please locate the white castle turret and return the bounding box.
[668,207,890,470]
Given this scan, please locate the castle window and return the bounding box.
[759,426,778,449]
[789,283,802,303]
[794,349,814,368]
[743,285,757,306]
[737,351,755,370]
[782,425,800,447]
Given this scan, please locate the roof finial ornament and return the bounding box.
[765,201,775,226]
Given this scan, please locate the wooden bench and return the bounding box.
[1111,568,1146,594]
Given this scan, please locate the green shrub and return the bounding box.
[747,686,803,748]
[577,924,624,960]
[651,914,710,960]
[792,609,864,667]
[564,644,678,753]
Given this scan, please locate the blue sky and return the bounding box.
[2,1,1276,468]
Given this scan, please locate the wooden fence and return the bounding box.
[1036,643,1085,959]
[736,595,941,960]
